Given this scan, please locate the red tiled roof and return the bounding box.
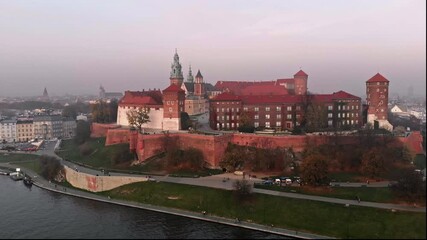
[331,90,361,100]
[163,84,185,93]
[405,131,424,154]
[240,85,288,96]
[294,70,308,77]
[214,81,275,94]
[212,92,241,101]
[366,73,389,83]
[240,95,302,105]
[119,91,162,105]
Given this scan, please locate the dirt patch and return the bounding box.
[117,188,137,195]
[167,196,180,200]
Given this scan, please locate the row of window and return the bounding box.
[337,105,359,110]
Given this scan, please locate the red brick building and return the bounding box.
[210,70,362,131]
[366,73,393,130]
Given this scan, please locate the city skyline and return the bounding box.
[0,0,425,97]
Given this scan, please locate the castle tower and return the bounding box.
[170,50,184,86]
[42,87,50,102]
[194,69,205,97]
[186,65,194,83]
[366,73,393,130]
[99,85,106,99]
[162,84,185,130]
[293,70,308,95]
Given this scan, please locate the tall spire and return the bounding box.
[170,49,183,79]
[186,65,194,83]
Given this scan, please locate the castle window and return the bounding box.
[328,113,333,118]
[266,107,270,111]
[377,89,379,92]
[254,107,259,112]
[266,114,270,119]
[287,114,292,119]
[296,106,301,111]
[287,106,292,111]
[276,121,281,127]
[276,106,281,111]
[328,105,333,110]
[243,107,248,111]
[266,122,270,128]
[254,115,259,119]
[254,122,259,127]
[277,114,281,119]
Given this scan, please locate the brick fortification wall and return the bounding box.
[64,165,147,192]
[104,126,424,168]
[91,123,121,138]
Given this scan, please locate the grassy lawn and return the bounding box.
[14,160,41,175]
[100,181,426,239]
[254,184,395,203]
[329,171,364,182]
[56,138,163,174]
[0,153,39,163]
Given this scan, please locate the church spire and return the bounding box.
[186,65,194,83]
[170,49,184,86]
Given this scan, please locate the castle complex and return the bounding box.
[116,51,393,132]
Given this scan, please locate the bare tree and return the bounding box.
[126,107,150,133]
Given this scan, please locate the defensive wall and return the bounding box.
[91,123,121,138]
[93,124,424,168]
[64,165,148,192]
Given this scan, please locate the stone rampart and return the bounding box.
[64,165,147,192]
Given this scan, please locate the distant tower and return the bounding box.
[366,73,393,130]
[194,70,205,97]
[162,84,185,130]
[170,50,184,86]
[293,70,308,95]
[186,65,194,83]
[42,87,50,102]
[99,85,106,99]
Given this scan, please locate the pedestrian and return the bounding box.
[357,196,360,203]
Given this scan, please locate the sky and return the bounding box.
[0,0,425,98]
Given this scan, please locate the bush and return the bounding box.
[111,145,135,165]
[79,142,94,156]
[391,168,426,203]
[233,179,253,202]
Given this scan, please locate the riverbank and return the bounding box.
[31,177,326,239]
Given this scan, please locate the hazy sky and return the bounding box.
[0,0,425,98]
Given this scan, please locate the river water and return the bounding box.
[0,177,288,239]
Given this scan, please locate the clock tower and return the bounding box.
[366,73,393,130]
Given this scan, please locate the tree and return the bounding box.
[300,154,329,186]
[360,148,386,178]
[62,105,78,119]
[393,126,406,136]
[391,168,426,203]
[181,112,192,130]
[108,99,118,123]
[74,120,91,144]
[238,111,255,133]
[126,107,150,133]
[303,103,328,132]
[233,179,253,202]
[39,155,65,182]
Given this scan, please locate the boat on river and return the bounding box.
[23,176,33,187]
[10,172,24,181]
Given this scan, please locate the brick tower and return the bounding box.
[294,70,308,95]
[170,50,184,86]
[366,73,393,130]
[194,69,205,97]
[162,84,185,130]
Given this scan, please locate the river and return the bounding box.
[0,176,288,239]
